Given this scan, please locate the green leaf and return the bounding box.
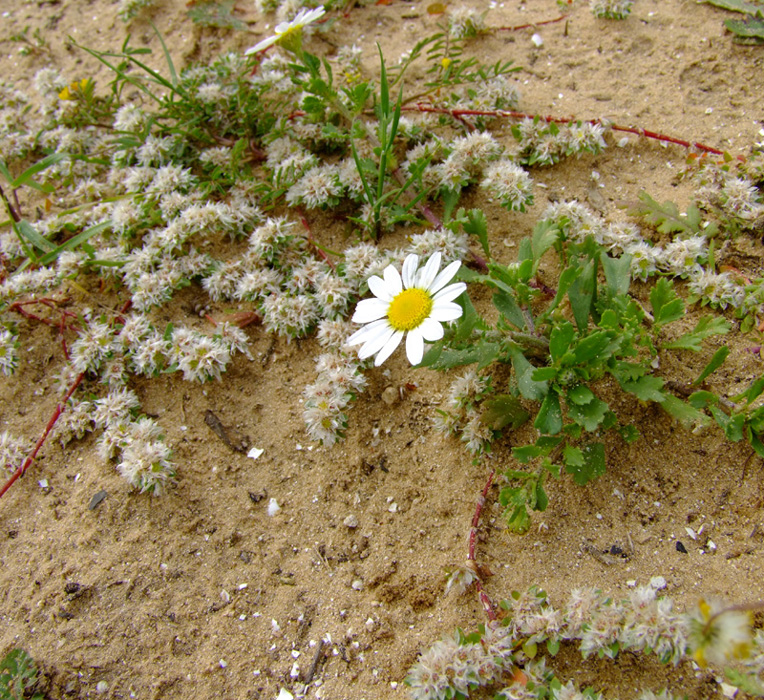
[480,394,530,431]
[568,259,596,332]
[512,436,563,463]
[549,321,575,363]
[463,208,490,258]
[452,294,486,342]
[531,220,559,265]
[710,406,745,442]
[38,220,112,265]
[505,503,531,533]
[15,219,55,253]
[509,348,548,401]
[535,480,548,512]
[621,375,666,402]
[663,315,731,351]
[733,374,764,405]
[618,424,640,443]
[429,342,501,370]
[572,330,617,365]
[650,277,684,327]
[534,390,562,435]
[693,346,730,386]
[700,0,764,14]
[631,191,704,235]
[564,442,606,486]
[493,290,526,330]
[688,390,718,409]
[725,15,764,40]
[568,396,610,432]
[660,394,708,428]
[567,385,594,405]
[747,428,764,459]
[601,252,632,298]
[7,152,68,190]
[532,367,559,382]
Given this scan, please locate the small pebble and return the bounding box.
[649,576,666,590]
[531,32,543,47]
[351,579,364,591]
[381,386,399,405]
[344,515,358,528]
[96,681,109,694]
[676,541,688,554]
[267,498,281,516]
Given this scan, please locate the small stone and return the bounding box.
[649,576,667,590]
[351,579,364,591]
[96,681,109,694]
[531,32,543,47]
[267,498,281,517]
[676,541,688,554]
[343,515,358,529]
[381,386,399,405]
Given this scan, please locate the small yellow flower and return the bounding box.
[58,78,93,101]
[441,57,452,70]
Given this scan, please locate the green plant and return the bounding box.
[0,649,42,700]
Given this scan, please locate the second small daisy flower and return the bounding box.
[347,252,467,367]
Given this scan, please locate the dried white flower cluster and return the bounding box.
[433,369,495,454]
[541,201,751,311]
[0,327,19,376]
[118,0,156,23]
[447,6,487,39]
[408,584,758,700]
[590,0,633,19]
[513,119,608,166]
[0,431,31,477]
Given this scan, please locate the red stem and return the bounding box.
[468,468,497,620]
[0,371,84,500]
[495,14,569,32]
[403,104,734,157]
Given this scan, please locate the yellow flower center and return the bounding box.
[388,288,433,332]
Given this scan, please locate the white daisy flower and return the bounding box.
[245,6,326,55]
[347,252,466,367]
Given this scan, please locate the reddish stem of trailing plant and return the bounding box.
[495,14,569,32]
[0,300,133,502]
[0,371,85,501]
[404,104,732,157]
[469,468,497,621]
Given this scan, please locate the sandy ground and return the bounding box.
[1,0,764,698]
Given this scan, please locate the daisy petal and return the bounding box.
[383,264,403,297]
[406,328,425,365]
[430,302,463,322]
[433,281,467,303]
[374,330,404,366]
[419,317,444,342]
[416,252,441,289]
[428,260,462,294]
[358,326,397,360]
[352,297,390,324]
[347,318,389,346]
[401,254,419,288]
[368,274,393,302]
